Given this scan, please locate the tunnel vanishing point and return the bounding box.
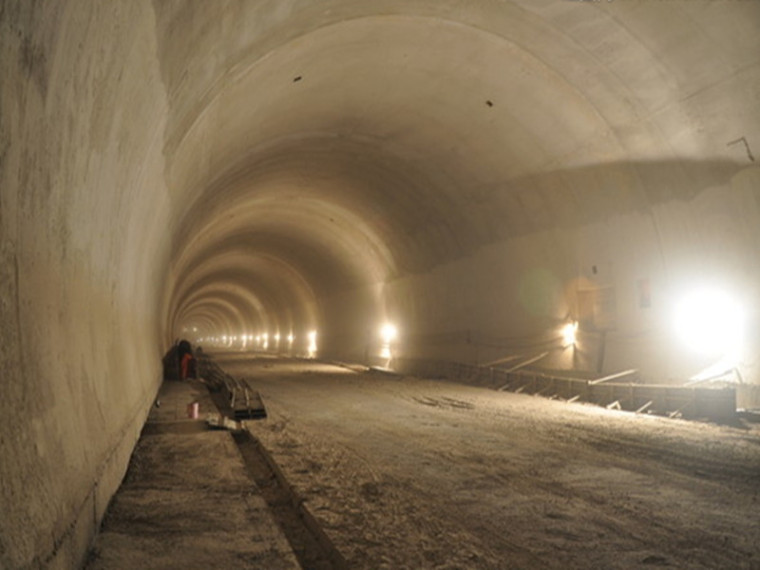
[1,1,759,568]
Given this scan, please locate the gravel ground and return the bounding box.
[215,353,760,570]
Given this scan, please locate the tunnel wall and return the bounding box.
[391,166,760,384]
[319,165,760,385]
[0,4,170,568]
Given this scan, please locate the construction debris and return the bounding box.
[205,413,242,432]
[197,354,268,420]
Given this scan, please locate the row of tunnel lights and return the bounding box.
[195,287,747,374]
[200,323,400,360]
[200,331,317,356]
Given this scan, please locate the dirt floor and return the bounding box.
[85,379,301,570]
[213,353,760,570]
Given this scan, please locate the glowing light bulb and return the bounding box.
[674,288,743,360]
[307,331,317,357]
[562,322,578,347]
[380,323,398,344]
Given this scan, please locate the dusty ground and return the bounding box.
[214,353,760,570]
[86,380,301,570]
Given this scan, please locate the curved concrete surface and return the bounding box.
[1,1,759,567]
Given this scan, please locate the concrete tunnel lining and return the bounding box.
[171,253,321,331]
[164,7,759,359]
[1,1,759,567]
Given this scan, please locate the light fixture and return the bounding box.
[379,322,398,364]
[380,323,398,344]
[307,330,317,358]
[562,321,578,347]
[674,288,744,361]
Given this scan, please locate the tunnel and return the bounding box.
[1,1,759,567]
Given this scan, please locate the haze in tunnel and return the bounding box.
[1,1,759,567]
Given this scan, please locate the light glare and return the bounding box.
[674,288,743,359]
[307,330,317,357]
[380,323,398,344]
[562,322,578,347]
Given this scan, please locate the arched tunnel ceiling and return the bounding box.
[160,1,760,344]
[172,249,319,335]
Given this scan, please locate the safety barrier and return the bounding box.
[396,358,736,420]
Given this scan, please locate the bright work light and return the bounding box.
[380,323,398,344]
[307,330,317,357]
[562,321,578,347]
[674,288,744,359]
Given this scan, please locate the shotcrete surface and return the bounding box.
[219,354,760,570]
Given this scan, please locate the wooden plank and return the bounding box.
[481,354,523,368]
[685,367,737,386]
[503,352,549,374]
[496,353,549,391]
[589,369,638,385]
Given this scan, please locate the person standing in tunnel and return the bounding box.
[177,339,195,379]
